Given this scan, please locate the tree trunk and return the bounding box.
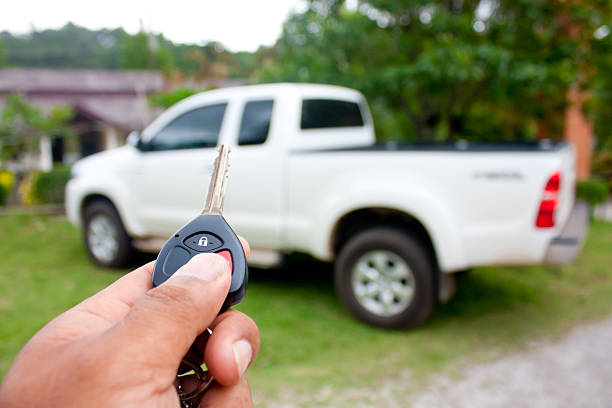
[564,86,593,181]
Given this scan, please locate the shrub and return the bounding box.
[30,165,71,204]
[0,184,7,206]
[0,170,15,205]
[149,88,200,109]
[577,178,609,207]
[591,151,612,192]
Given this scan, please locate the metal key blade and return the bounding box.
[203,145,231,215]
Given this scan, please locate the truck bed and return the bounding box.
[285,141,576,272]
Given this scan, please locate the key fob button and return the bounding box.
[216,250,233,273]
[162,246,191,277]
[183,232,223,252]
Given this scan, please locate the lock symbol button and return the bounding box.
[183,233,223,252]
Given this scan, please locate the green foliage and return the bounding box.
[0,23,257,79]
[260,0,612,142]
[592,151,612,191]
[118,30,174,73]
[0,184,7,205]
[0,23,125,69]
[0,93,73,168]
[0,37,6,67]
[577,178,609,207]
[29,165,71,204]
[590,24,612,149]
[148,87,200,109]
[0,170,14,205]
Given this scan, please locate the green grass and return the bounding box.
[1,215,611,405]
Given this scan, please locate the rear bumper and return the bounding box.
[544,200,589,265]
[65,179,81,227]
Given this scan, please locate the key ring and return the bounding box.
[175,328,215,407]
[175,357,214,408]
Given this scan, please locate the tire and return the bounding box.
[83,200,132,268]
[335,228,435,329]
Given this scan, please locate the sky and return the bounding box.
[0,0,309,52]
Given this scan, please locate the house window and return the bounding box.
[300,99,364,129]
[148,103,227,151]
[238,100,274,146]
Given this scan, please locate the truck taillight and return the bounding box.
[544,171,560,193]
[536,171,561,228]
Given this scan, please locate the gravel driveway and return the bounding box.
[412,315,612,408]
[263,315,612,407]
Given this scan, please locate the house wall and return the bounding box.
[103,125,123,150]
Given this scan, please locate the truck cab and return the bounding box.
[68,83,373,254]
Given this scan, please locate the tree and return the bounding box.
[0,23,257,79]
[591,25,612,150]
[184,43,231,84]
[260,0,612,143]
[0,37,6,66]
[118,29,174,73]
[0,94,73,170]
[0,24,125,69]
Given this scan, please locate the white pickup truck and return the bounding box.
[66,83,588,328]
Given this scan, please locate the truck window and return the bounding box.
[301,99,364,129]
[147,103,227,151]
[238,100,274,146]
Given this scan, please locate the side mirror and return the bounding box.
[127,130,151,151]
[126,130,141,148]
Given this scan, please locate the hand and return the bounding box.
[0,239,259,407]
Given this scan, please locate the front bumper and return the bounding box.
[64,178,81,227]
[544,200,589,265]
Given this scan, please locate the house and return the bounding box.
[0,69,165,169]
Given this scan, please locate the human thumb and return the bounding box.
[106,253,231,367]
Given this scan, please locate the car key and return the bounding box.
[151,144,248,407]
[152,144,248,310]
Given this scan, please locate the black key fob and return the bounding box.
[152,214,248,312]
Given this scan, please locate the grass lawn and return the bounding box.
[1,214,611,405]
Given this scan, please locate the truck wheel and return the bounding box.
[335,228,435,329]
[83,200,132,268]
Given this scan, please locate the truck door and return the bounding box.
[131,103,228,236]
[223,99,284,249]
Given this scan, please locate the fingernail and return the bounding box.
[233,339,253,377]
[173,253,228,282]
